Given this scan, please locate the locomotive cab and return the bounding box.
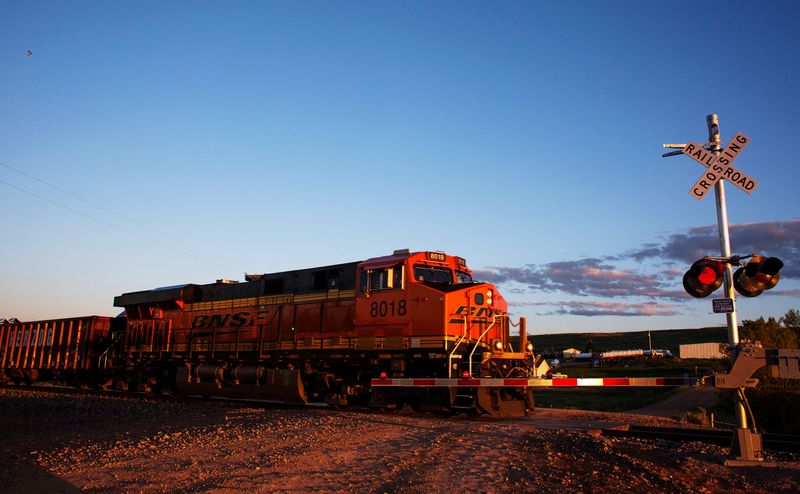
[356,250,535,416]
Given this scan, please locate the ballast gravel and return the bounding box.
[1,386,798,493]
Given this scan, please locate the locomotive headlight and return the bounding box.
[486,290,493,305]
[493,339,503,351]
[526,342,534,353]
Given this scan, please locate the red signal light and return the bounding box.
[461,371,471,379]
[683,259,725,298]
[734,256,783,297]
[696,267,719,285]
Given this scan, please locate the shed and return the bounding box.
[679,342,726,359]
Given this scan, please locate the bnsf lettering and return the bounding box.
[230,312,249,327]
[455,306,477,316]
[451,306,507,322]
[208,314,230,327]
[191,310,273,329]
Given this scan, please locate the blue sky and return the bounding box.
[2,1,798,333]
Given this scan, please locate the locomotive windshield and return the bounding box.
[413,265,453,283]
[456,271,473,283]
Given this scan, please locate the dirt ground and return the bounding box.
[631,386,720,417]
[1,386,798,493]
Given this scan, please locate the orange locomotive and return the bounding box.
[3,250,536,417]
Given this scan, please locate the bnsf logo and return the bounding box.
[453,306,506,318]
[191,310,273,329]
[448,306,506,325]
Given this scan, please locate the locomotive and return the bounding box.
[1,249,538,417]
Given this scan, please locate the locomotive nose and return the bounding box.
[470,288,493,307]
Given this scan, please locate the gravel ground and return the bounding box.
[1,386,798,493]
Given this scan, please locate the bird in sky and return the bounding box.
[26,50,32,56]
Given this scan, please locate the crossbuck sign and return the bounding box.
[682,133,759,200]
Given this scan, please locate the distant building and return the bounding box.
[562,348,582,359]
[679,342,726,359]
[533,355,550,378]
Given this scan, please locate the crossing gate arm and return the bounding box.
[370,377,700,387]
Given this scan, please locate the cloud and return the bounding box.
[772,289,800,297]
[475,220,798,301]
[509,300,682,317]
[629,220,800,276]
[475,258,686,301]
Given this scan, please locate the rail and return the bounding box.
[597,424,800,453]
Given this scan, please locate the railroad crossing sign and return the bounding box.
[682,132,759,200]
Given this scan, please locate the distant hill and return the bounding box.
[521,327,728,356]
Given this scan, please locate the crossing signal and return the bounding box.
[683,259,725,298]
[733,256,783,297]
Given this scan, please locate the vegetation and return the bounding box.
[678,406,711,427]
[525,326,728,356]
[713,309,800,433]
[562,359,726,378]
[740,312,799,349]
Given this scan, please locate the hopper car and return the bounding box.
[1,249,537,417]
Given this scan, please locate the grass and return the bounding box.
[561,359,728,378]
[520,326,728,356]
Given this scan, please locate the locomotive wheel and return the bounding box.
[368,388,402,413]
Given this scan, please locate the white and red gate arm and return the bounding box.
[370,377,698,387]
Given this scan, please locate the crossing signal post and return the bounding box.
[664,115,785,465]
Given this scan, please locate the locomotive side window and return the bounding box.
[393,266,404,289]
[456,271,473,283]
[370,270,390,290]
[413,265,453,283]
[362,265,405,292]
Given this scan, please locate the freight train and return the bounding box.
[1,250,539,417]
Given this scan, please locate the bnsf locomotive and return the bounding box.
[1,250,539,417]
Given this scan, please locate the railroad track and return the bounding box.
[6,383,800,454]
[598,424,800,453]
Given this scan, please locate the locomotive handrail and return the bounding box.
[98,333,122,370]
[447,316,469,378]
[468,314,501,378]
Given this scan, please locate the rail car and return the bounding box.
[1,249,540,417]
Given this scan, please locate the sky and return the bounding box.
[1,1,799,334]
